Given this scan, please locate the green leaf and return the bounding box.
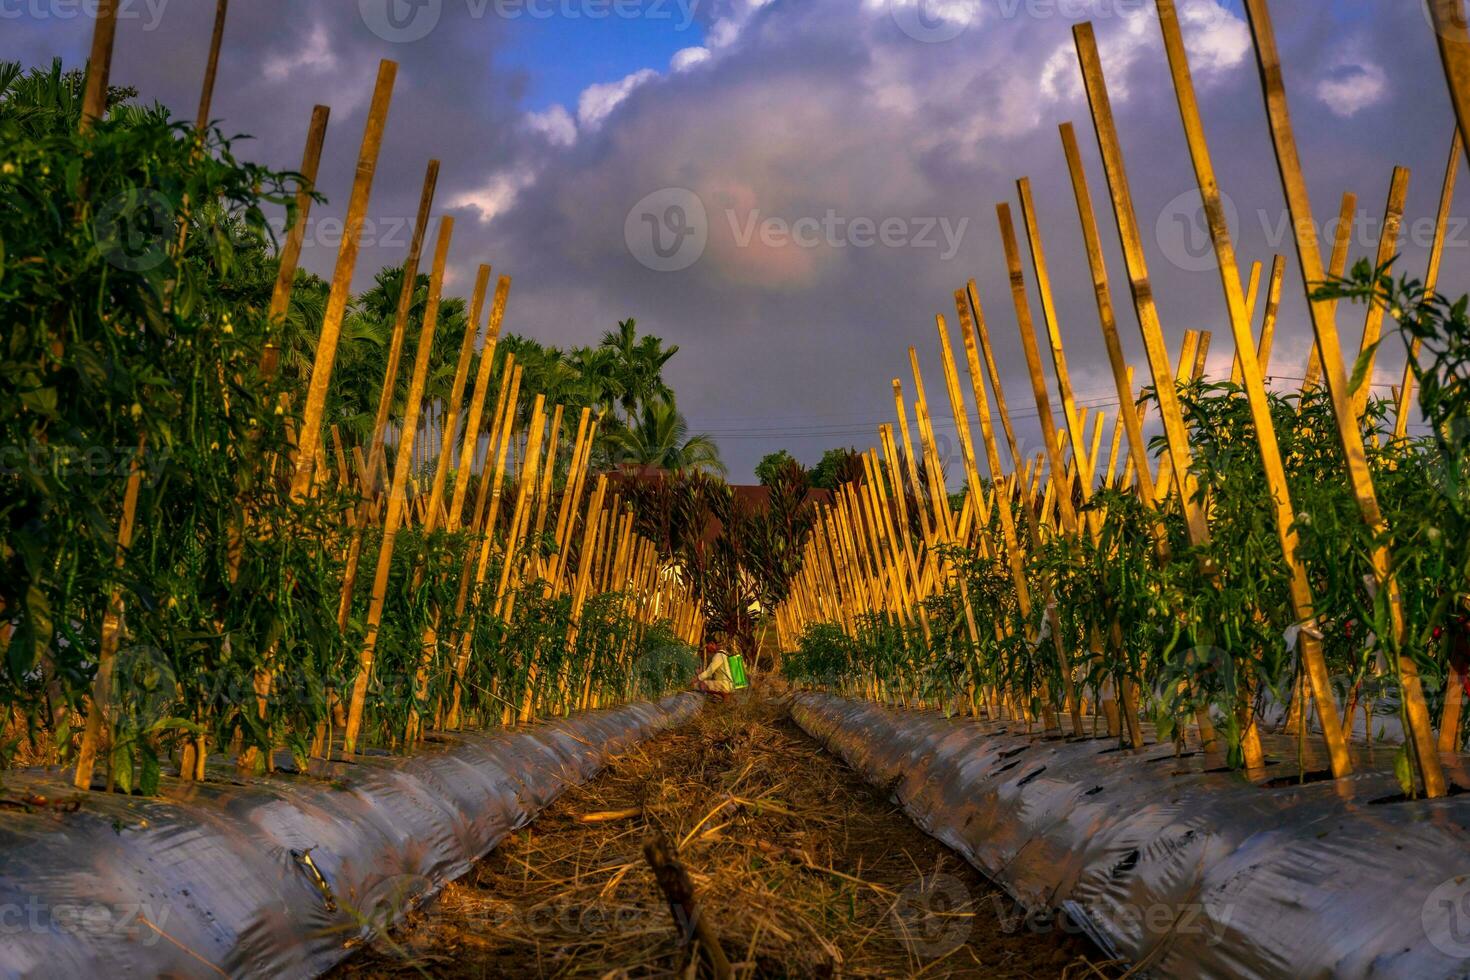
[1348,340,1382,398]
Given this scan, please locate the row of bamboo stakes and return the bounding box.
[776,0,1470,798]
[69,1,704,790]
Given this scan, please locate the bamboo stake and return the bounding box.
[1228,262,1264,386]
[1017,179,1098,495]
[79,0,119,132]
[999,204,1082,539]
[1076,23,1227,754]
[424,264,491,530]
[1429,3,1470,162]
[1394,132,1460,440]
[342,216,454,755]
[1352,167,1410,421]
[892,380,935,549]
[1301,191,1357,391]
[363,161,442,495]
[965,282,1026,474]
[73,437,145,789]
[1242,0,1444,796]
[260,106,331,379]
[449,276,513,526]
[288,60,398,502]
[1154,0,1351,775]
[1257,255,1287,374]
[1059,125,1165,529]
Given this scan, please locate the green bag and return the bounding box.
[728,654,750,689]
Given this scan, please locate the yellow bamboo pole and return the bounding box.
[79,0,119,133]
[1076,24,1235,754]
[342,216,453,755]
[1352,167,1410,421]
[362,161,442,495]
[1153,0,1351,774]
[449,276,513,526]
[260,106,331,379]
[73,438,145,789]
[1017,179,1098,494]
[1229,261,1264,385]
[1242,0,1444,795]
[424,264,491,529]
[288,61,398,501]
[1257,255,1287,374]
[1394,133,1460,440]
[1301,191,1357,392]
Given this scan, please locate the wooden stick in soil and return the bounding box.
[260,105,331,380]
[643,833,734,980]
[1152,0,1350,776]
[288,60,398,502]
[73,437,145,790]
[1393,131,1460,440]
[342,216,454,756]
[1300,191,1357,393]
[446,361,521,727]
[404,271,489,743]
[1241,0,1445,796]
[1352,166,1410,422]
[333,161,441,630]
[448,276,513,528]
[362,160,442,496]
[1074,24,1233,756]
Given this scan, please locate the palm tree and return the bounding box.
[598,319,678,424]
[604,397,725,476]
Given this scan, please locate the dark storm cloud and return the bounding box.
[5,0,1459,480]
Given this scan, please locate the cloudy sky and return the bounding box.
[5,0,1461,480]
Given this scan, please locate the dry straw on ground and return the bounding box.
[339,692,1112,978]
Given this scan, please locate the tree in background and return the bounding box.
[605,397,726,475]
[810,447,864,490]
[599,318,678,426]
[755,450,797,487]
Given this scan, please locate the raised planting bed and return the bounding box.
[792,692,1470,979]
[0,694,701,979]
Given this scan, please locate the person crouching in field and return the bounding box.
[692,640,735,702]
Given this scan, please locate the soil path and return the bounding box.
[337,696,1103,978]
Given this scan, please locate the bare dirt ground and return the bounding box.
[336,695,1110,978]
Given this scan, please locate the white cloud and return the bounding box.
[1316,61,1389,118]
[450,167,537,224]
[577,68,659,129]
[672,46,712,72]
[1176,0,1250,76]
[263,21,337,81]
[525,104,577,147]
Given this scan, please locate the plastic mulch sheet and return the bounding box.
[0,693,701,979]
[791,693,1470,979]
